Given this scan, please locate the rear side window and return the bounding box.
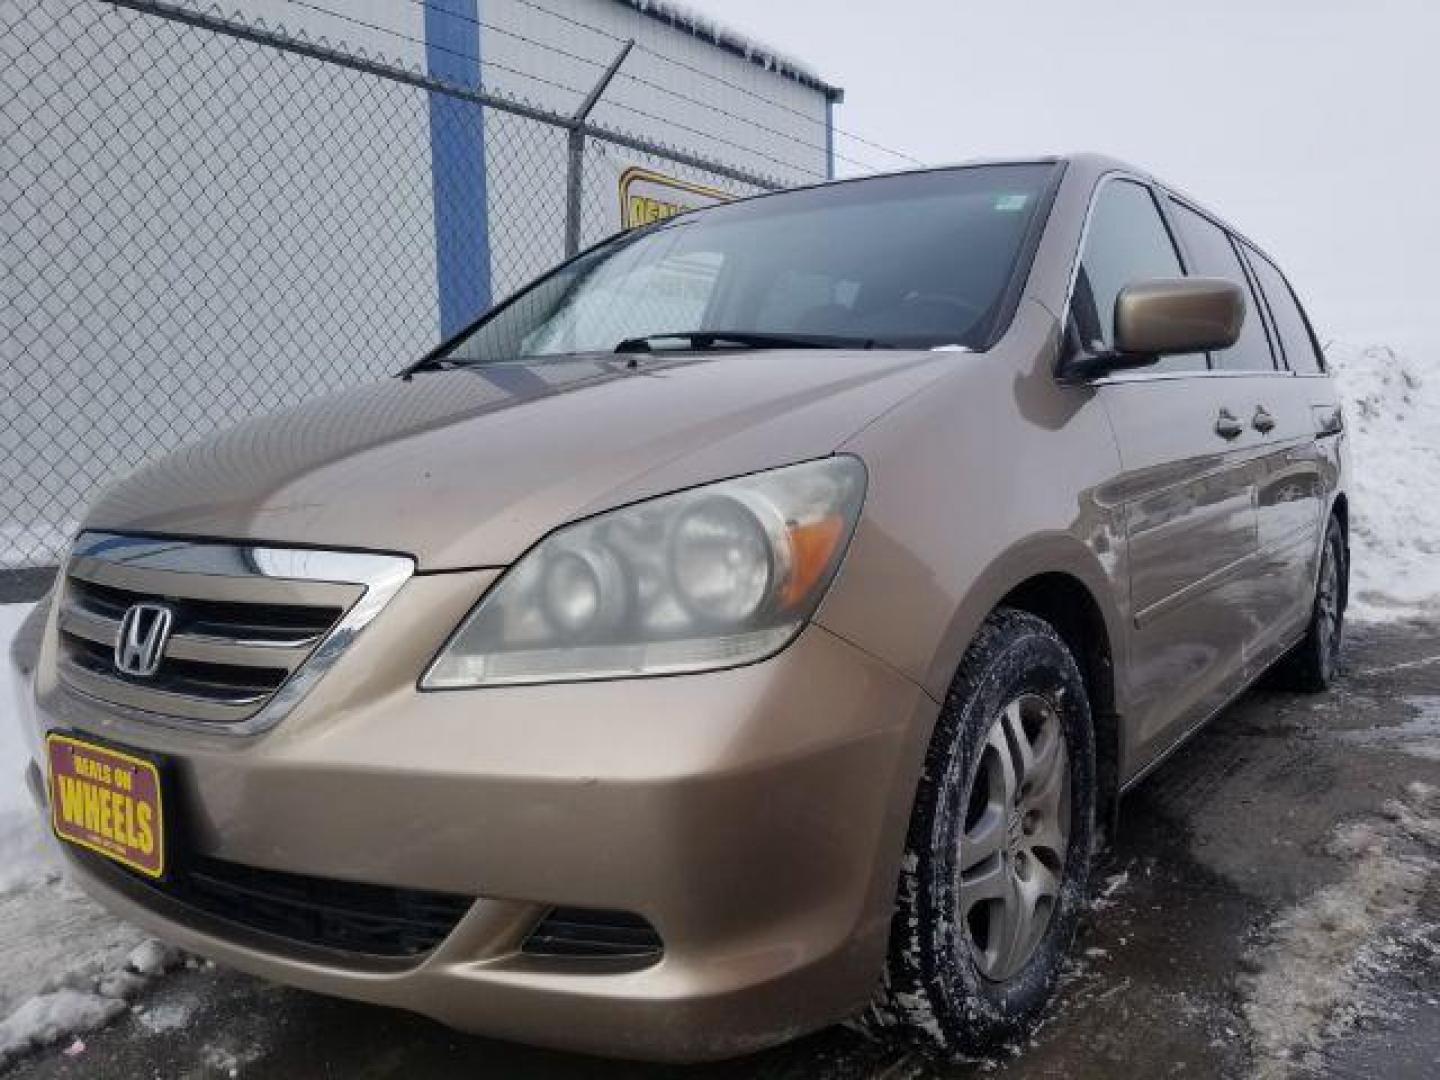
[1073,180,1204,374]
[1245,248,1325,373]
[1169,203,1277,372]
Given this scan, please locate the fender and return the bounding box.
[919,530,1128,708]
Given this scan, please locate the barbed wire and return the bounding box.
[404,0,927,169]
[280,0,874,174]
[274,0,833,181]
[384,0,896,175]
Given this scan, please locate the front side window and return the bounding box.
[438,164,1057,363]
[1072,180,1204,374]
[1169,203,1277,372]
[1245,247,1325,374]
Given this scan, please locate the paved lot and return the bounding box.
[10,618,1440,1080]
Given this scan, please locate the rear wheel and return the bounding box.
[870,608,1095,1062]
[1275,515,1347,692]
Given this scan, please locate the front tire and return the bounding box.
[871,608,1095,1062]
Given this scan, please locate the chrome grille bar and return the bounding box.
[59,598,321,667]
[56,532,414,734]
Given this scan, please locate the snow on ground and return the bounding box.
[0,604,191,1066]
[1326,342,1440,620]
[1341,696,1440,762]
[0,930,184,1069]
[0,842,192,1069]
[133,996,197,1036]
[1239,782,1439,1079]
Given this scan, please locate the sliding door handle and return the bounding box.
[1214,408,1244,440]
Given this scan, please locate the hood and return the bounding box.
[86,350,953,569]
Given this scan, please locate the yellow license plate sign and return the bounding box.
[47,733,165,879]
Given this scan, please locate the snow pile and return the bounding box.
[0,913,184,1069]
[1239,782,1439,1078]
[1326,343,1440,619]
[0,604,54,892]
[0,993,126,1063]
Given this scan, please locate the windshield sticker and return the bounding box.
[994,193,1030,212]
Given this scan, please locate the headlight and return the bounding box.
[421,456,867,687]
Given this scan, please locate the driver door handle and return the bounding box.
[1252,406,1276,434]
[1214,408,1244,440]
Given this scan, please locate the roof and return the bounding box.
[610,1,844,101]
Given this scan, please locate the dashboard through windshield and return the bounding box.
[436,163,1058,364]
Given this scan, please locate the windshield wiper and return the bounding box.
[398,355,472,379]
[614,331,880,354]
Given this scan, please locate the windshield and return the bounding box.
[437,163,1057,364]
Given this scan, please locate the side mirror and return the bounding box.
[1066,277,1245,380]
[1115,277,1245,355]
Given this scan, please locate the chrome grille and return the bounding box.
[56,533,413,732]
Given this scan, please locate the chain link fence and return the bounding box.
[2,0,788,586]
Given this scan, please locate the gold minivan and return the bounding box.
[9,154,1348,1063]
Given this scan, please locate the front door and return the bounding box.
[1069,178,1261,772]
[1100,376,1267,767]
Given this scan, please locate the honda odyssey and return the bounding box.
[7,153,1348,1063]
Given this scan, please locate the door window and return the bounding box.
[1245,248,1326,373]
[1073,180,1205,374]
[1170,204,1277,372]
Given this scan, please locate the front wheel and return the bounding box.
[870,608,1096,1062]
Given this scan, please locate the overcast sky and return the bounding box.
[686,0,1438,357]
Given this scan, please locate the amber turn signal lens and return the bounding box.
[781,514,845,609]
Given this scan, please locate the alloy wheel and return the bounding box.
[957,693,1071,982]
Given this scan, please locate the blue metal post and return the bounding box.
[424,0,492,338]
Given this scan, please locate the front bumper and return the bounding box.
[24,571,936,1062]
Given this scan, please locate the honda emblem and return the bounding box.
[114,602,174,678]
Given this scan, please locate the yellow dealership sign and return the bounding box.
[619,167,731,229]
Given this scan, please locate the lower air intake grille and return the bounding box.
[122,855,474,958]
[523,907,664,961]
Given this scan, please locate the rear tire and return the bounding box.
[1274,515,1347,693]
[869,608,1095,1063]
